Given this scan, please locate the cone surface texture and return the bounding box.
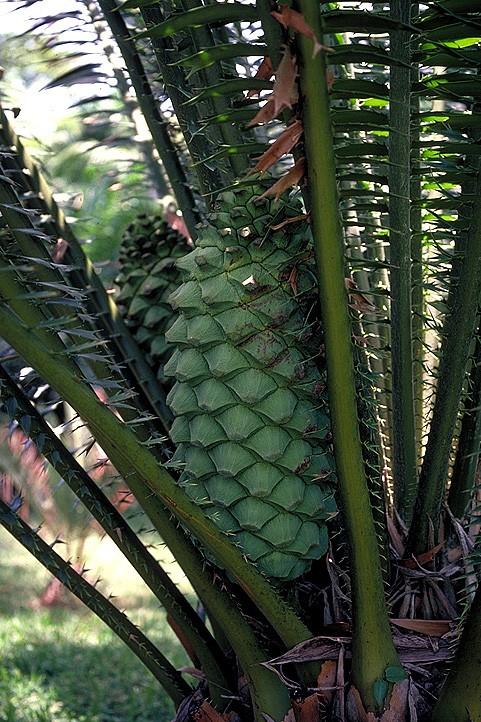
[165,187,336,579]
[115,214,190,382]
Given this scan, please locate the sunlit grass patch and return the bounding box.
[0,529,189,722]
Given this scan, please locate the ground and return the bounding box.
[0,527,191,722]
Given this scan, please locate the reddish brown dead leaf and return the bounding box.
[271,212,309,230]
[287,266,299,295]
[292,693,321,722]
[247,97,278,127]
[345,277,377,314]
[247,56,274,96]
[271,6,333,57]
[259,157,305,201]
[317,659,337,705]
[251,120,303,174]
[167,614,198,664]
[272,47,298,115]
[194,701,226,722]
[166,208,191,241]
[390,618,452,637]
[248,49,297,125]
[401,542,444,569]
[53,238,69,263]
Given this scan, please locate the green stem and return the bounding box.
[447,326,481,518]
[297,1,400,708]
[411,75,424,469]
[355,347,391,583]
[97,0,200,237]
[0,499,190,707]
[390,0,418,524]
[407,172,481,555]
[431,583,481,722]
[0,104,172,430]
[0,365,230,702]
[364,234,394,486]
[0,305,312,661]
[446,139,481,521]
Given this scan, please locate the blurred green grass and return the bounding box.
[0,527,192,722]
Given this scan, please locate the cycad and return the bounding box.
[1,1,481,721]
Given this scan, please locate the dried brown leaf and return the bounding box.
[270,212,309,230]
[271,6,333,57]
[401,542,444,569]
[345,277,377,314]
[387,516,405,558]
[317,659,337,704]
[390,618,452,637]
[247,98,278,127]
[292,693,321,722]
[247,56,274,96]
[258,158,305,201]
[251,120,303,174]
[248,49,298,126]
[166,208,191,241]
[264,632,350,670]
[381,680,409,722]
[195,701,227,722]
[272,47,298,114]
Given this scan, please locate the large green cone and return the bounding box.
[165,186,336,580]
[115,214,190,382]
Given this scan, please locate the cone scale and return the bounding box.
[115,214,190,382]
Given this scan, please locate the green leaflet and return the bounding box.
[115,215,190,384]
[135,3,257,40]
[165,186,336,581]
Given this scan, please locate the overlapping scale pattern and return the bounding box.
[115,214,190,382]
[165,187,336,580]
